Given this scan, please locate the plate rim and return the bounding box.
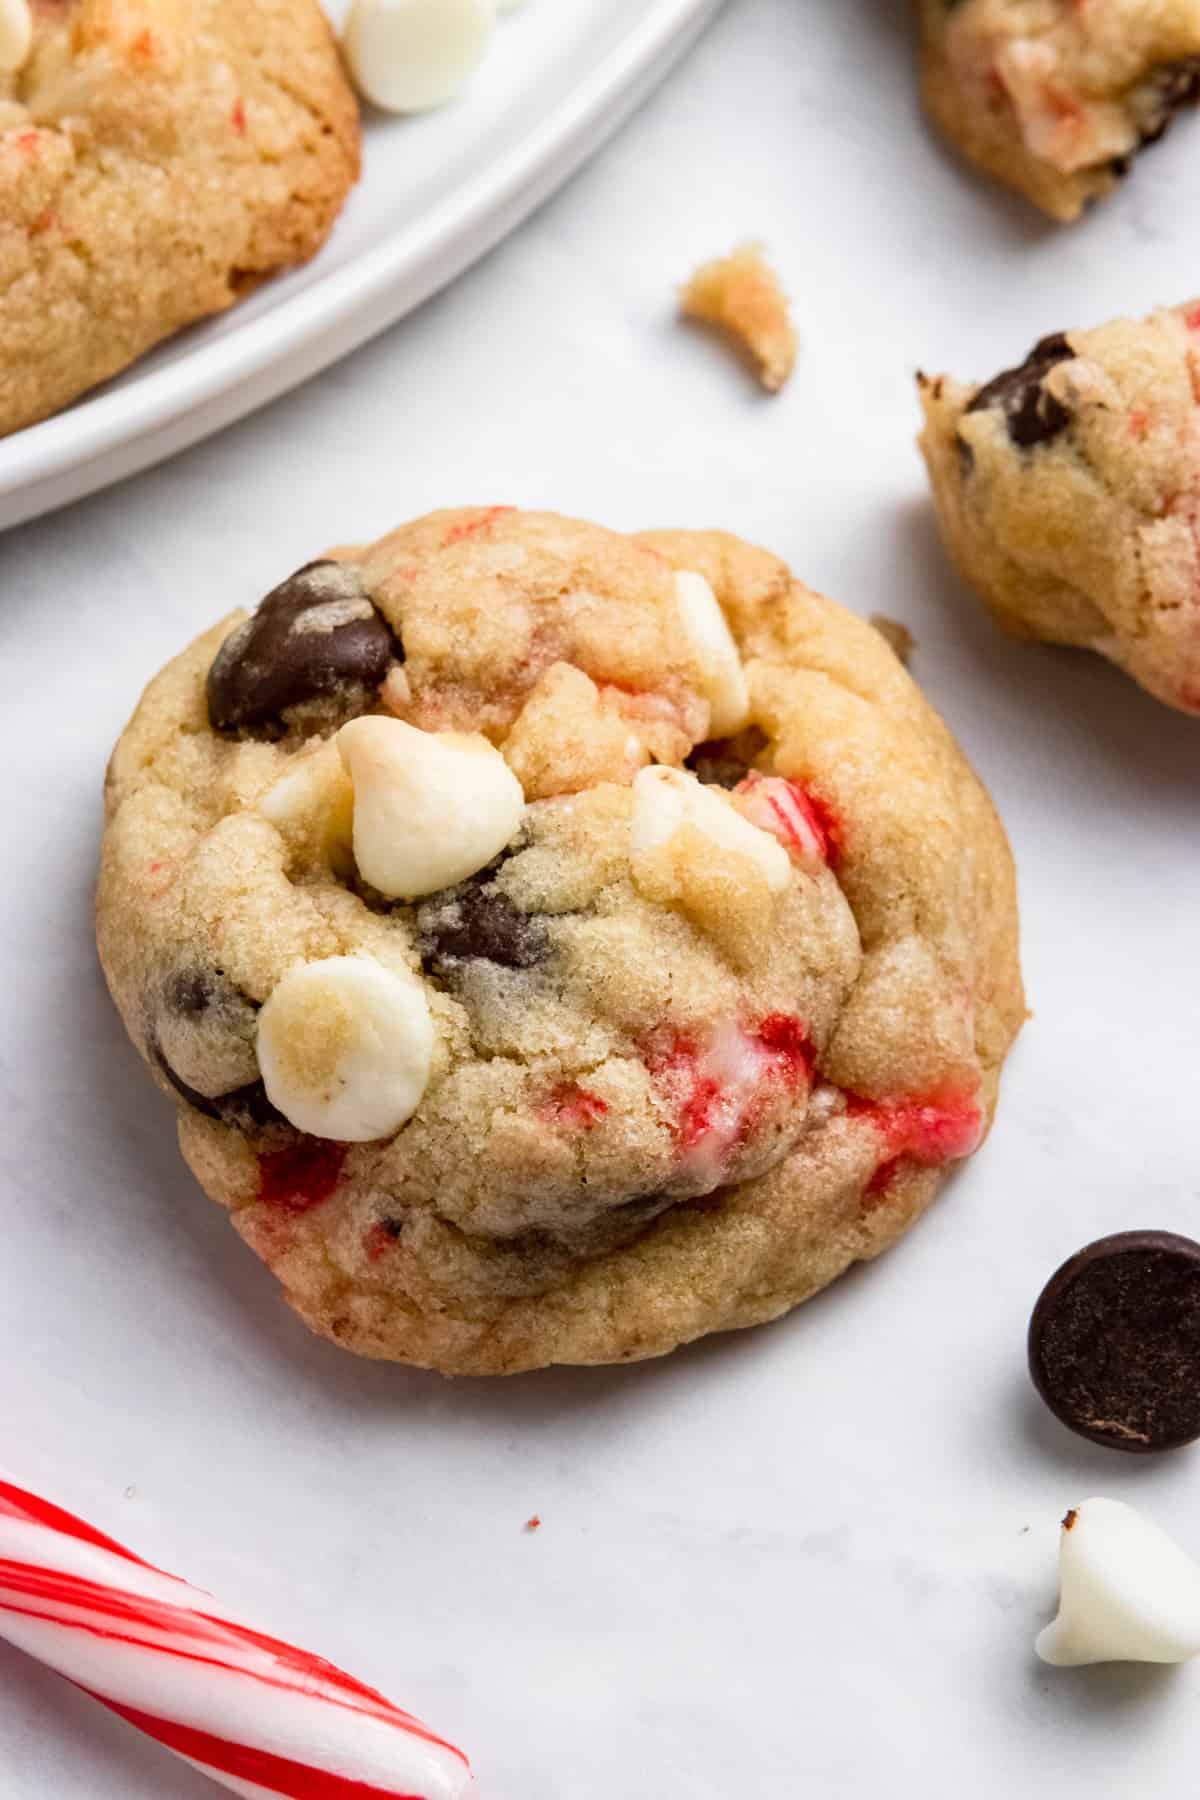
[0,0,723,518]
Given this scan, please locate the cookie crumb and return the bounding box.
[680,243,797,393]
[870,615,915,666]
[1063,1509,1079,1532]
[525,1515,542,1532]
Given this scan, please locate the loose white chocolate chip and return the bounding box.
[1036,1498,1200,1667]
[257,957,434,1143]
[630,765,790,895]
[338,715,525,900]
[672,570,751,738]
[342,0,496,114]
[0,0,31,74]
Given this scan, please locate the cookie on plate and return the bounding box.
[915,0,1200,220]
[98,509,1023,1375]
[919,301,1200,716]
[1,0,359,437]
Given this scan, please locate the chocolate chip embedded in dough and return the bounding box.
[207,561,397,734]
[152,967,282,1127]
[1028,1231,1200,1453]
[419,882,550,973]
[1137,56,1200,147]
[966,333,1076,449]
[685,725,770,789]
[151,1040,285,1129]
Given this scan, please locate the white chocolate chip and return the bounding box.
[0,0,31,74]
[378,665,413,716]
[672,570,751,738]
[630,765,790,895]
[342,0,496,114]
[259,741,354,867]
[338,715,525,900]
[257,956,434,1143]
[1036,1498,1200,1667]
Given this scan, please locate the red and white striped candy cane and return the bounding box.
[0,1477,475,1798]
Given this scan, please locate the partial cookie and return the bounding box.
[1,0,360,437]
[916,0,1200,220]
[98,508,1023,1375]
[919,301,1200,715]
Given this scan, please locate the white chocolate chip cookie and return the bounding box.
[97,508,1023,1375]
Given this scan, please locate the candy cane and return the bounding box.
[0,1478,475,1798]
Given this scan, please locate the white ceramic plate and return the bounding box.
[0,0,723,532]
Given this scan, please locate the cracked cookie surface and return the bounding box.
[916,0,1200,219]
[98,508,1023,1375]
[0,0,359,437]
[920,300,1200,715]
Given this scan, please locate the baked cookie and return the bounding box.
[0,0,359,437]
[919,300,1200,715]
[98,509,1023,1375]
[916,0,1200,220]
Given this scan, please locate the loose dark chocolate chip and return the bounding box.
[1138,57,1200,147]
[420,883,549,973]
[150,1041,284,1129]
[966,332,1076,449]
[207,561,397,734]
[1028,1231,1200,1453]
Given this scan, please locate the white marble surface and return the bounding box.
[3,2,1200,1794]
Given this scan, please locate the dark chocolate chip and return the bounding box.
[685,725,770,789]
[966,332,1076,449]
[1028,1231,1200,1453]
[207,561,397,734]
[150,1041,284,1129]
[162,965,258,1027]
[152,968,282,1127]
[419,883,549,973]
[1137,56,1200,147]
[686,742,753,789]
[165,967,223,1017]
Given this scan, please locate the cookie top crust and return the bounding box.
[98,509,1023,1374]
[919,301,1200,715]
[0,0,359,436]
[917,0,1200,219]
